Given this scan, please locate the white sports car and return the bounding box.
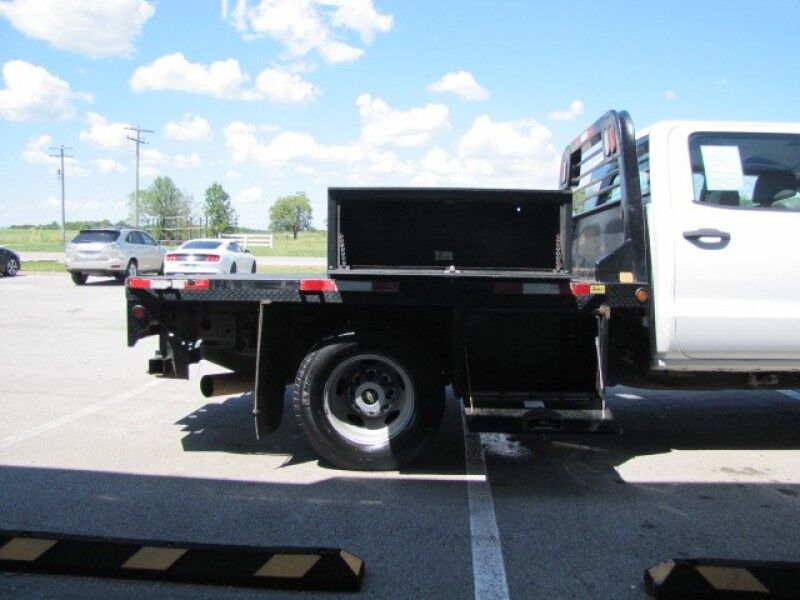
[163,239,257,275]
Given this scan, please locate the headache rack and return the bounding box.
[559,110,647,283]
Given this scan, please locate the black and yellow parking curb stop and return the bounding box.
[645,558,800,599]
[0,530,364,592]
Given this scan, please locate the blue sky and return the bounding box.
[1,0,798,229]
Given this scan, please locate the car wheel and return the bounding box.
[4,258,19,276]
[292,335,444,471]
[70,271,87,285]
[126,260,138,277]
[250,260,257,274]
[230,263,237,275]
[158,262,164,276]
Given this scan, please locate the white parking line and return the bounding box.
[462,413,510,600]
[0,380,161,450]
[778,390,800,401]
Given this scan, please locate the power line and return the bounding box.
[48,145,74,248]
[126,125,153,227]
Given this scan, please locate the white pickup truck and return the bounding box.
[126,110,800,470]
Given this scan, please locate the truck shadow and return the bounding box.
[175,388,468,476]
[175,386,800,479]
[483,387,800,498]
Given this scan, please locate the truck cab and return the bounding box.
[643,121,800,372]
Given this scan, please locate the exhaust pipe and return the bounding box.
[200,372,254,398]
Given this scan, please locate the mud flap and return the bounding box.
[253,302,287,437]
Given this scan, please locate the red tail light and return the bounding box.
[570,283,592,296]
[204,255,221,262]
[299,279,337,292]
[132,305,147,320]
[127,277,151,289]
[165,254,177,261]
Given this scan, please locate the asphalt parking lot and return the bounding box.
[2,273,800,599]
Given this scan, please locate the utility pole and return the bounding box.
[126,126,153,227]
[49,145,73,248]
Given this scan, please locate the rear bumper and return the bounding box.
[65,257,125,273]
[163,267,222,275]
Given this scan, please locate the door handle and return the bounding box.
[682,228,730,241]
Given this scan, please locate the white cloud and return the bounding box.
[0,60,87,121]
[164,114,213,140]
[226,169,243,178]
[547,99,585,121]
[21,134,54,165]
[140,147,166,176]
[130,53,250,99]
[79,112,131,149]
[224,0,392,64]
[249,67,319,104]
[0,0,154,58]
[174,152,203,169]
[223,103,560,190]
[235,186,263,205]
[427,70,489,101]
[95,158,127,174]
[357,94,449,147]
[664,90,677,100]
[459,115,553,158]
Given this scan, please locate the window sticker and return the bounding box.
[700,145,743,191]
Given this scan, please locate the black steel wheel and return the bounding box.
[292,335,444,471]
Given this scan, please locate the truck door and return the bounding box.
[669,125,800,360]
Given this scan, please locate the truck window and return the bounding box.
[689,133,800,210]
[637,138,650,199]
[72,230,120,243]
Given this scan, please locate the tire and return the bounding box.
[4,258,19,277]
[230,262,237,275]
[158,263,164,276]
[292,335,444,471]
[126,260,138,277]
[70,271,87,285]
[250,260,257,274]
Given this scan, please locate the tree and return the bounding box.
[137,176,192,241]
[269,192,313,239]
[204,182,237,236]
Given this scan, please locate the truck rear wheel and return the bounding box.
[292,336,444,470]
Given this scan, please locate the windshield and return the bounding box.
[180,240,223,250]
[72,231,120,243]
[689,133,800,210]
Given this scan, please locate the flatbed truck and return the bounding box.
[126,110,800,470]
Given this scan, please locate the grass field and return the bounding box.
[17,260,324,277]
[0,228,327,257]
[0,228,77,252]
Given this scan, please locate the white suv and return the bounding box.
[65,228,166,285]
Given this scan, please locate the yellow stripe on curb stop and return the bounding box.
[646,560,675,586]
[339,550,363,576]
[254,554,321,578]
[696,565,769,593]
[122,546,188,571]
[0,537,57,561]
